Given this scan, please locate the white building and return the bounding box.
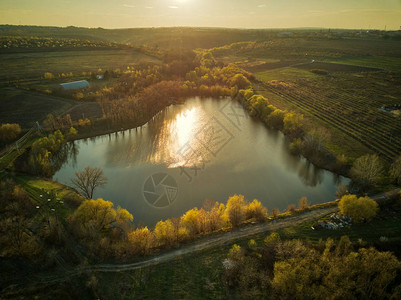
[59,80,89,90]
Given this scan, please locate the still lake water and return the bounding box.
[53,97,348,226]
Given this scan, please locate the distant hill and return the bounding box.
[0,25,290,50]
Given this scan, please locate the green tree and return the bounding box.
[338,194,378,223]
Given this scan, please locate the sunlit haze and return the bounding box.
[1,0,400,29]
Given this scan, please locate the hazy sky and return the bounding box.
[1,0,401,30]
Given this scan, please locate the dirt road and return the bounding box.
[4,188,400,293]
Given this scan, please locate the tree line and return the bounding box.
[69,194,270,259]
[223,233,401,299]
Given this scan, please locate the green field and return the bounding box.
[327,56,401,72]
[0,49,162,81]
[255,66,319,82]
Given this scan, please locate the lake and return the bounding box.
[53,97,348,226]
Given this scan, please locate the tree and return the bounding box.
[64,114,73,128]
[350,154,384,188]
[283,112,304,138]
[71,166,108,199]
[271,239,401,300]
[29,130,65,177]
[230,74,251,89]
[0,123,21,144]
[181,208,200,235]
[72,198,132,232]
[45,114,56,130]
[390,155,401,185]
[127,227,155,255]
[246,199,268,222]
[154,219,175,245]
[338,194,378,223]
[226,194,247,227]
[206,201,229,231]
[298,196,309,210]
[66,127,78,140]
[44,72,54,79]
[267,109,286,130]
[71,198,132,257]
[303,127,330,155]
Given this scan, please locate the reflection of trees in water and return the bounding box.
[279,139,324,187]
[297,161,324,187]
[331,173,344,186]
[103,105,188,167]
[51,141,80,175]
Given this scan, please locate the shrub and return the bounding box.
[311,69,329,75]
[0,123,21,144]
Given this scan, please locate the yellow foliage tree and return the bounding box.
[226,194,247,227]
[154,219,175,245]
[283,112,304,138]
[127,227,154,255]
[72,198,133,232]
[246,199,268,222]
[207,202,229,231]
[44,72,54,79]
[338,195,378,223]
[181,207,200,235]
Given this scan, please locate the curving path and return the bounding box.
[3,187,400,294]
[4,206,338,293]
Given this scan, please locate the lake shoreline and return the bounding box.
[70,96,350,179]
[53,97,349,225]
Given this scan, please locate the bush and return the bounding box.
[287,204,296,213]
[0,123,21,144]
[310,69,329,75]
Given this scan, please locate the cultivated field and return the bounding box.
[209,37,401,161]
[0,49,162,81]
[256,68,401,161]
[0,87,77,128]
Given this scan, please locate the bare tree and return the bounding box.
[71,166,108,199]
[350,154,384,188]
